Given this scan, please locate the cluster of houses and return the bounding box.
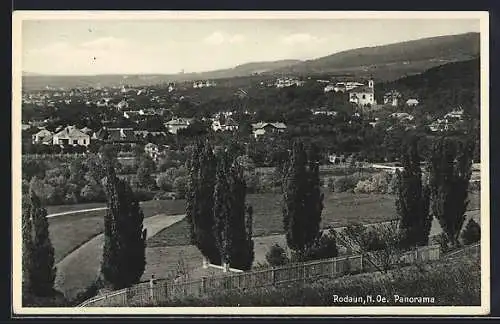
[321,79,421,109]
[429,108,465,132]
[274,77,305,88]
[192,80,217,88]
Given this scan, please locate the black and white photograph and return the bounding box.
[12,11,490,315]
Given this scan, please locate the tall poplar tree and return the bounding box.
[213,149,232,267]
[101,164,147,289]
[212,149,254,270]
[186,140,220,265]
[283,140,323,254]
[23,190,56,296]
[428,137,473,248]
[396,138,432,248]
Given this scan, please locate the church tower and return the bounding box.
[368,79,374,89]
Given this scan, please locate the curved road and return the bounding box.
[54,213,185,301]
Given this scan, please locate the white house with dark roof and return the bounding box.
[251,122,287,139]
[52,126,91,146]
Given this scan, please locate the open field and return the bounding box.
[48,200,186,262]
[147,192,481,248]
[54,214,185,301]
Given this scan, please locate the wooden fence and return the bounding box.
[78,245,440,307]
[444,243,480,260]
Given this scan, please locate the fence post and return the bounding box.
[201,276,206,294]
[149,275,156,301]
[415,248,419,263]
[360,254,363,272]
[303,264,307,285]
[271,267,276,286]
[202,256,209,269]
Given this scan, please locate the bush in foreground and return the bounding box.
[266,244,289,267]
[146,256,479,307]
[461,219,481,245]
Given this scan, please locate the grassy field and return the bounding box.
[49,200,186,263]
[147,191,481,248]
[48,191,480,263]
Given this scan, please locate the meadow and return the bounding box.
[48,199,186,262]
[146,191,481,248]
[48,191,480,264]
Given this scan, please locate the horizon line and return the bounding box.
[21,31,479,77]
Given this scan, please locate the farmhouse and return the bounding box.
[251,122,287,139]
[52,126,91,146]
[348,80,376,106]
[32,129,54,145]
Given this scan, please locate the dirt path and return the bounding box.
[47,207,108,218]
[54,214,185,301]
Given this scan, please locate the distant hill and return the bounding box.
[21,32,479,90]
[376,58,480,116]
[21,60,301,91]
[270,32,479,81]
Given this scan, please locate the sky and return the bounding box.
[21,17,481,75]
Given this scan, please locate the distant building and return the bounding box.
[251,122,287,139]
[212,117,239,132]
[275,77,304,88]
[406,98,419,107]
[383,90,402,107]
[116,100,129,111]
[144,143,160,160]
[52,126,90,146]
[80,127,93,135]
[333,81,365,93]
[193,80,217,88]
[32,129,53,145]
[164,117,193,134]
[348,80,376,106]
[324,84,336,93]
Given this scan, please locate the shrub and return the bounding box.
[387,172,399,194]
[173,176,188,199]
[302,229,339,262]
[265,244,288,267]
[326,177,335,192]
[469,180,480,192]
[156,173,174,192]
[353,179,372,194]
[461,219,481,245]
[334,174,369,193]
[354,172,391,194]
[133,189,156,202]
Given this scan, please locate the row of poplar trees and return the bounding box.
[395,135,474,249]
[282,140,325,257]
[186,140,254,270]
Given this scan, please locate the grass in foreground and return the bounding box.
[138,255,480,307]
[49,200,186,262]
